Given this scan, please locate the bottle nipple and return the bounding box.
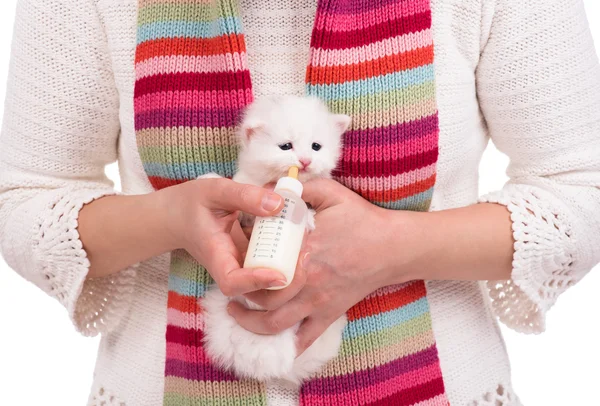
[288,166,299,180]
[275,166,303,196]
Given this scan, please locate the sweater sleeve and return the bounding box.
[476,0,600,334]
[0,0,136,336]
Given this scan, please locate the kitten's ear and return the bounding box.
[332,114,352,134]
[241,120,265,140]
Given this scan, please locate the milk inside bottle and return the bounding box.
[243,167,307,289]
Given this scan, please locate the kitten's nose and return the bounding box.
[299,158,312,169]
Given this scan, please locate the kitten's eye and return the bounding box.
[312,143,322,151]
[279,142,293,151]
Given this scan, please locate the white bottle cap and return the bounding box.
[274,167,303,196]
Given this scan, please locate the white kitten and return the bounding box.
[201,95,351,384]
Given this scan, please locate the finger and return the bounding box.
[228,295,312,335]
[301,228,310,250]
[243,256,308,310]
[207,178,284,217]
[222,211,240,233]
[262,182,276,191]
[295,317,332,356]
[202,233,286,296]
[220,267,288,297]
[301,178,344,211]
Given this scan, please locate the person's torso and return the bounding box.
[88,1,517,405]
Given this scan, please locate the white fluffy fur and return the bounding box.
[234,95,350,185]
[201,95,351,384]
[203,291,348,384]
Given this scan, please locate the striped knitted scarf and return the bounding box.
[134,1,449,405]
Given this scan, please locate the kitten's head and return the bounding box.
[237,96,351,183]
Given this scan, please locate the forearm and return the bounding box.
[385,203,514,283]
[78,190,176,278]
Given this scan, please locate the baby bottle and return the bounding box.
[244,167,307,289]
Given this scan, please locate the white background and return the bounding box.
[0,1,598,405]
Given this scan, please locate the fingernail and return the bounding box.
[301,252,311,268]
[262,193,282,211]
[268,279,288,288]
[227,303,235,315]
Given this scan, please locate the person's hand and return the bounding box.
[239,182,276,239]
[228,178,408,354]
[159,177,289,296]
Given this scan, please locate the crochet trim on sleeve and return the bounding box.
[32,188,137,336]
[469,383,522,406]
[88,385,126,406]
[480,185,577,334]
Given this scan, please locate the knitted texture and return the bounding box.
[239,0,316,98]
[476,0,600,335]
[3,0,600,405]
[133,0,447,405]
[300,2,444,405]
[89,386,126,406]
[0,0,138,338]
[468,384,519,406]
[481,186,578,334]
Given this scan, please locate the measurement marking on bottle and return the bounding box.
[251,201,298,262]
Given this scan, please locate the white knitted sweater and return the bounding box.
[1,0,599,405]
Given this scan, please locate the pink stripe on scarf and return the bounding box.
[336,164,436,191]
[136,53,248,80]
[301,363,443,406]
[135,89,250,112]
[314,0,430,32]
[310,30,433,67]
[166,308,204,330]
[344,132,438,162]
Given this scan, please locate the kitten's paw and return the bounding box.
[203,288,298,382]
[290,315,347,382]
[306,209,316,231]
[198,172,222,180]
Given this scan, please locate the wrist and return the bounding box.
[374,208,432,286]
[151,186,185,252]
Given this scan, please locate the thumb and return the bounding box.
[207,178,284,217]
[302,178,343,211]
